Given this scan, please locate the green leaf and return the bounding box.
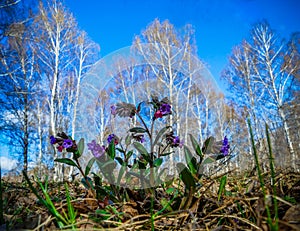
[115,157,123,165]
[184,146,198,175]
[95,209,111,219]
[160,198,173,212]
[108,141,116,159]
[126,150,134,161]
[129,127,147,133]
[176,163,196,189]
[85,157,96,176]
[202,136,215,154]
[216,154,226,160]
[55,158,78,168]
[117,165,126,185]
[81,177,94,190]
[201,156,215,165]
[99,159,116,171]
[218,175,227,201]
[189,134,203,158]
[166,187,176,195]
[153,126,172,147]
[125,134,132,146]
[77,138,84,157]
[64,183,77,221]
[137,160,147,169]
[153,158,163,167]
[116,147,125,154]
[160,151,173,156]
[133,142,150,162]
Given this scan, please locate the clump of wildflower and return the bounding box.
[49,132,77,153]
[107,134,118,145]
[154,103,172,119]
[87,140,106,159]
[220,136,230,156]
[160,103,171,115]
[166,131,183,148]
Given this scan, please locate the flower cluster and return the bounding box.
[154,103,172,119]
[87,133,119,159]
[87,140,106,159]
[165,131,184,148]
[220,136,230,156]
[50,132,77,152]
[107,134,118,145]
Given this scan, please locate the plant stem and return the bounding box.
[247,119,273,229]
[150,191,155,231]
[266,124,278,231]
[75,159,96,198]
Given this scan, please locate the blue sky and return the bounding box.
[65,0,300,87]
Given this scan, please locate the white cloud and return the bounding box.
[0,156,18,171]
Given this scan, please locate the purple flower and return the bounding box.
[87,140,106,158]
[172,136,184,148]
[160,104,171,115]
[166,132,183,148]
[173,136,180,145]
[50,135,57,145]
[63,139,73,149]
[220,136,230,156]
[107,134,118,145]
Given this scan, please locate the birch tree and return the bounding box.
[250,22,299,169]
[0,2,38,173]
[33,0,79,180]
[133,19,209,170]
[222,21,300,170]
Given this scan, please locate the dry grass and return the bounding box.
[1,169,300,231]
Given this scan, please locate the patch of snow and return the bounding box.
[0,156,18,171]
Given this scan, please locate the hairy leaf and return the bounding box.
[85,157,95,176]
[55,158,78,168]
[189,134,203,158]
[77,138,84,157]
[176,163,196,189]
[129,127,147,133]
[184,146,198,175]
[153,158,163,167]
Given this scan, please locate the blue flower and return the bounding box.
[172,136,184,148]
[220,136,230,156]
[87,140,106,158]
[107,134,118,145]
[160,104,171,115]
[50,135,57,145]
[63,139,73,149]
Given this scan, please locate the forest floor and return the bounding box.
[1,170,300,231]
